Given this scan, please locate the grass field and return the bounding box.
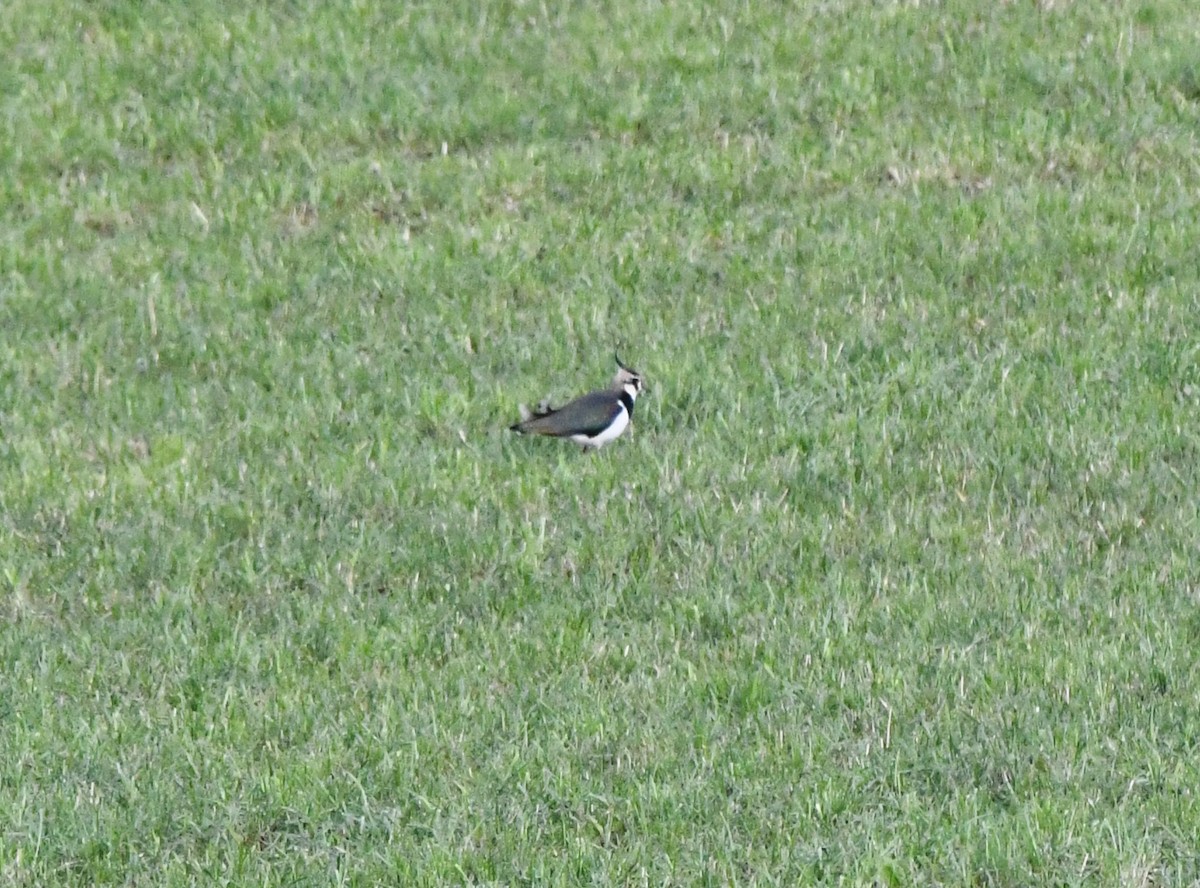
[4,0,1200,884]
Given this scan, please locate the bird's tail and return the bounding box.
[511,400,555,432]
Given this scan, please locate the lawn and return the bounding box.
[3,0,1200,884]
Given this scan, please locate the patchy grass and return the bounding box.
[3,0,1200,884]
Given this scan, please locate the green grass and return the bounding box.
[4,0,1200,883]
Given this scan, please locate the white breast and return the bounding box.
[570,406,630,448]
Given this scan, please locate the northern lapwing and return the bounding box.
[509,355,645,451]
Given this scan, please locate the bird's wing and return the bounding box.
[514,389,621,437]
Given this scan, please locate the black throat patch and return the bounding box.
[619,390,636,417]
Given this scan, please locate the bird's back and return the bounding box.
[511,388,622,437]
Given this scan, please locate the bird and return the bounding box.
[509,355,645,451]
